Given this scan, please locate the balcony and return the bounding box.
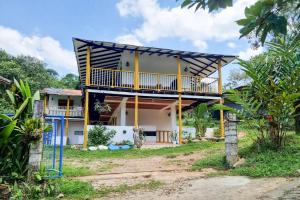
[91,68,219,94]
[46,106,83,117]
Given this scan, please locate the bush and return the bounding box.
[88,125,116,146]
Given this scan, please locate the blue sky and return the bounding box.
[0,0,262,82]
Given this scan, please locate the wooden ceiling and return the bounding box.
[99,96,196,123]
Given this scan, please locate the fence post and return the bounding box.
[28,100,44,180]
[225,113,238,167]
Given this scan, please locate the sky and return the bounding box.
[0,0,263,82]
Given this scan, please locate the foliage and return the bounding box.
[184,103,213,137]
[180,0,300,45]
[88,124,116,146]
[224,69,251,90]
[0,80,48,183]
[94,100,112,113]
[180,0,232,12]
[214,35,300,148]
[9,176,59,199]
[193,133,300,177]
[0,50,80,113]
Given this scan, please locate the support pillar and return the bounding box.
[218,59,224,137]
[170,104,177,131]
[120,97,127,126]
[134,50,139,128]
[65,96,70,144]
[178,94,182,144]
[177,56,183,144]
[83,47,91,149]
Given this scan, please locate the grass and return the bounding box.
[192,133,300,177]
[63,141,223,160]
[50,179,163,199]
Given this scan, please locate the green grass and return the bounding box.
[63,141,223,160]
[62,166,94,177]
[49,179,163,199]
[192,134,300,177]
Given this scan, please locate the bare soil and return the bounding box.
[69,149,300,199]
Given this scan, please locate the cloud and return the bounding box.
[116,0,257,51]
[115,34,142,46]
[0,26,77,75]
[227,42,237,48]
[238,46,263,60]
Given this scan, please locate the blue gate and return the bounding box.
[41,115,64,178]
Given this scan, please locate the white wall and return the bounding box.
[48,94,82,107]
[126,108,172,131]
[68,121,84,144]
[120,51,191,75]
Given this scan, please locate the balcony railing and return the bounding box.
[91,68,218,94]
[46,106,83,117]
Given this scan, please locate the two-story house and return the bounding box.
[72,38,236,148]
[41,88,84,145]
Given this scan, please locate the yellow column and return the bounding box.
[218,59,224,137]
[177,56,182,93]
[177,56,183,144]
[178,93,183,144]
[134,50,139,128]
[83,47,91,148]
[65,96,70,144]
[134,95,138,128]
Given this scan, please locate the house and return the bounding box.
[72,38,236,148]
[41,88,84,145]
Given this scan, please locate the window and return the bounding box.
[74,131,83,135]
[58,99,74,107]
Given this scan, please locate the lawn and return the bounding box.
[192,132,300,177]
[63,140,223,160]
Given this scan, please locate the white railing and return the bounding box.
[46,106,83,117]
[90,68,219,94]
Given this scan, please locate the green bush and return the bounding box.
[88,125,116,146]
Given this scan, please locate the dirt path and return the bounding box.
[69,150,300,199]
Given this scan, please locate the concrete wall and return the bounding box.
[48,94,82,107]
[126,108,172,131]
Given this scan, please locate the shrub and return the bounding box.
[213,128,221,138]
[88,125,116,146]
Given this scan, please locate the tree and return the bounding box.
[59,73,80,89]
[184,103,213,137]
[224,69,251,90]
[180,0,300,45]
[215,35,300,148]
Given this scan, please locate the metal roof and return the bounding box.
[73,38,237,85]
[41,88,82,96]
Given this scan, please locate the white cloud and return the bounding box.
[227,42,237,48]
[0,26,77,75]
[238,46,263,60]
[116,0,257,51]
[115,34,142,46]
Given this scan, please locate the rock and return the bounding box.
[56,193,64,198]
[233,158,246,168]
[88,146,97,151]
[98,145,108,150]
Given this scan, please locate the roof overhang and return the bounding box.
[73,38,237,86]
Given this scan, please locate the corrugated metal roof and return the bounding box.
[41,88,82,96]
[72,38,237,86]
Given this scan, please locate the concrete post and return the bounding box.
[225,113,238,167]
[170,104,176,131]
[28,100,44,179]
[120,98,127,126]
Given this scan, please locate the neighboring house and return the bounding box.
[72,38,236,147]
[41,88,84,145]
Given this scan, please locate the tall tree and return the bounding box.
[180,0,300,45]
